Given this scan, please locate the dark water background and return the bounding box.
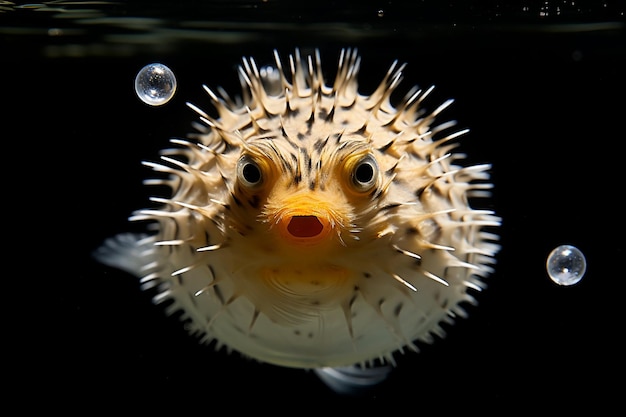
[3,0,625,411]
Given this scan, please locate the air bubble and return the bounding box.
[546,244,586,286]
[134,63,177,106]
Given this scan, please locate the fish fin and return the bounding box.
[314,364,392,395]
[92,232,152,278]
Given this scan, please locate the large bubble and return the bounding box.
[546,244,587,286]
[134,63,177,106]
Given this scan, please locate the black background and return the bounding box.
[3,1,625,412]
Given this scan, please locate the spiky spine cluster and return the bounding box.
[106,49,500,369]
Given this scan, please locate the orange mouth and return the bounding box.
[287,215,324,238]
[265,192,340,246]
[278,214,332,245]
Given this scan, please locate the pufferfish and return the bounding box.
[94,48,501,393]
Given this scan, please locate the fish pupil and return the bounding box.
[242,162,262,184]
[355,162,374,184]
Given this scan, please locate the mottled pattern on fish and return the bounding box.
[95,48,501,370]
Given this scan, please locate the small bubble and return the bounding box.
[134,63,177,106]
[377,9,384,17]
[546,245,587,286]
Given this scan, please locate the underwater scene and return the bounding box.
[4,0,624,410]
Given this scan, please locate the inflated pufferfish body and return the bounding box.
[95,48,500,384]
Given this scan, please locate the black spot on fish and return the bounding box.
[325,106,335,122]
[313,137,328,152]
[213,284,225,305]
[393,302,403,318]
[248,194,261,209]
[377,140,394,153]
[231,193,243,208]
[380,203,401,212]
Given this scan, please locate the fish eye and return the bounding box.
[237,155,264,188]
[350,154,379,192]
